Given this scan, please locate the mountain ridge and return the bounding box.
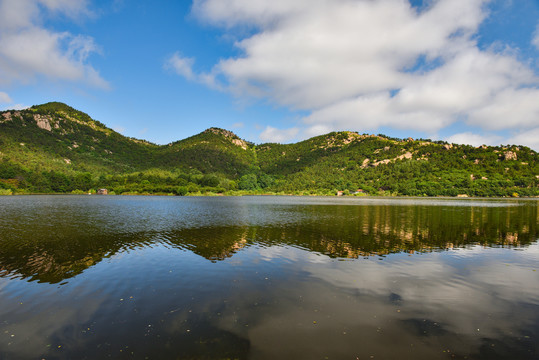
[2,101,534,152]
[0,102,537,197]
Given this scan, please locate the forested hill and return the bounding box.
[0,102,537,196]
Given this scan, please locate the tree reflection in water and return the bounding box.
[0,196,537,359]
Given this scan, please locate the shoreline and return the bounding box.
[1,192,537,199]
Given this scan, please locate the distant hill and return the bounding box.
[0,102,537,196]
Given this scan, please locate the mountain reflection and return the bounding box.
[0,198,536,284]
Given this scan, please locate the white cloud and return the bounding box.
[0,103,30,111]
[195,0,488,109]
[0,91,28,110]
[445,132,502,148]
[467,87,539,130]
[165,53,224,91]
[445,128,539,151]
[165,52,196,80]
[192,0,320,28]
[0,91,12,103]
[39,0,91,17]
[0,0,107,88]
[304,124,332,139]
[506,127,539,151]
[533,23,539,50]
[0,0,91,29]
[190,0,539,149]
[259,125,299,143]
[10,104,30,110]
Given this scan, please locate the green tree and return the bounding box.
[175,186,188,196]
[238,174,259,190]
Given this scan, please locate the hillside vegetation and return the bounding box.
[0,102,537,197]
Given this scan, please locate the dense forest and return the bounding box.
[0,102,537,197]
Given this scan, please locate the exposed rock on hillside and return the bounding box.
[371,151,413,167]
[205,127,249,150]
[0,102,537,197]
[504,151,518,161]
[1,111,21,123]
[34,114,53,131]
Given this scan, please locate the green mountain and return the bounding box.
[0,102,537,196]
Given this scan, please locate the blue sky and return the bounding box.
[1,0,538,150]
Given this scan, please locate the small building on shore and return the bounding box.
[97,188,108,195]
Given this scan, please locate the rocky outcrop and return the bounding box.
[342,132,361,144]
[205,127,237,138]
[34,114,52,131]
[400,152,413,160]
[231,138,248,150]
[361,158,370,168]
[373,159,391,166]
[371,152,413,167]
[205,127,248,150]
[504,151,517,161]
[1,111,21,123]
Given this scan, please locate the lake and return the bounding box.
[0,195,538,359]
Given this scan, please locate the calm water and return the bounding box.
[0,195,538,360]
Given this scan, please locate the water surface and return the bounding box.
[0,196,538,359]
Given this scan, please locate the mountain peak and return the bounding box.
[204,127,240,139]
[31,102,90,120]
[0,101,537,197]
[30,102,109,130]
[202,127,252,150]
[31,101,71,111]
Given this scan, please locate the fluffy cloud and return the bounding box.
[0,91,28,110]
[164,52,223,90]
[445,132,502,147]
[0,0,107,88]
[506,127,539,152]
[0,91,12,103]
[445,128,539,151]
[259,125,299,143]
[190,0,539,146]
[9,104,30,110]
[199,0,487,108]
[38,0,91,16]
[165,52,196,80]
[533,23,539,50]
